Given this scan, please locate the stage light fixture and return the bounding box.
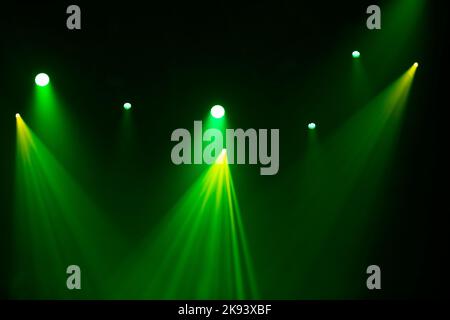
[16,113,20,118]
[352,51,360,59]
[35,73,50,87]
[308,122,316,130]
[123,102,132,110]
[413,62,419,68]
[211,105,225,119]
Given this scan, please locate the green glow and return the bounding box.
[123,102,132,110]
[35,73,50,87]
[293,66,417,297]
[351,49,371,107]
[32,81,63,140]
[114,150,257,299]
[210,105,225,119]
[204,108,228,159]
[359,0,426,74]
[117,101,135,159]
[31,79,86,166]
[352,51,360,58]
[13,118,122,298]
[9,0,426,300]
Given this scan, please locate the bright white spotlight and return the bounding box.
[210,105,225,119]
[35,73,50,87]
[15,113,20,118]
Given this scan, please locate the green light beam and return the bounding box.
[13,117,122,298]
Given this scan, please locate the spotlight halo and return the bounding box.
[123,102,132,110]
[35,73,50,87]
[211,105,225,119]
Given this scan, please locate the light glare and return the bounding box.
[352,51,360,59]
[215,149,227,164]
[211,105,225,119]
[35,73,50,87]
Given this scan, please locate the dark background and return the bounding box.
[0,1,448,299]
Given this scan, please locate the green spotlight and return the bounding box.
[211,105,225,119]
[308,122,316,130]
[35,73,50,87]
[123,102,132,110]
[352,51,361,59]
